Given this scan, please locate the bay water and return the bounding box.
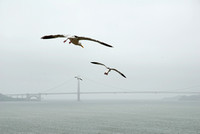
[0,100,200,134]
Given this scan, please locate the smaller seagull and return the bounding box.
[41,34,113,48]
[91,62,126,78]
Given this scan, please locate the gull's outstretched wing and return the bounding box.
[75,36,113,48]
[41,34,67,39]
[111,68,126,78]
[91,62,108,68]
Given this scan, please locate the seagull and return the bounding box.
[91,62,126,78]
[41,34,113,48]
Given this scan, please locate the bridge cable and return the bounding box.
[84,77,200,92]
[40,78,74,93]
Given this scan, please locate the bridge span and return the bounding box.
[5,91,200,101]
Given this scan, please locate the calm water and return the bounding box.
[0,100,200,134]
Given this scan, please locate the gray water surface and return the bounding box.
[0,100,200,134]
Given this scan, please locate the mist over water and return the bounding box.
[0,100,200,134]
[0,0,200,133]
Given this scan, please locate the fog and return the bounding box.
[0,0,200,100]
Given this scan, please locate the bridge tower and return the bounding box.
[75,76,82,101]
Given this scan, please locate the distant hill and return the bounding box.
[0,93,24,101]
[163,94,200,101]
[179,94,200,101]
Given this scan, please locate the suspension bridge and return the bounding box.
[3,77,200,101]
[5,91,200,101]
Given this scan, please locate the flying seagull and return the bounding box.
[41,34,113,48]
[91,62,126,78]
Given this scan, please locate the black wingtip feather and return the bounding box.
[91,62,100,64]
[100,42,113,47]
[122,75,127,78]
[41,34,66,39]
[41,36,53,39]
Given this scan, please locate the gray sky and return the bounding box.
[0,0,200,99]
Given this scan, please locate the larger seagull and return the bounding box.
[91,62,126,78]
[41,34,113,48]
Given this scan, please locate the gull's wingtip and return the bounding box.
[109,45,113,48]
[41,35,51,39]
[101,42,113,48]
[91,61,99,64]
[41,36,46,39]
[41,34,66,39]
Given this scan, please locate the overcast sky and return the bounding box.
[0,0,200,99]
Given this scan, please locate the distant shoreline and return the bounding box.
[163,94,200,101]
[0,93,27,101]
